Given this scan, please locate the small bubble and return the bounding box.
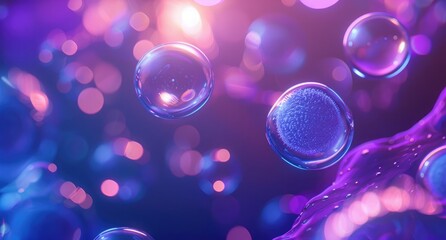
[427,134,432,139]
[376,171,382,176]
[346,193,352,198]
[323,195,329,200]
[361,149,369,155]
[343,12,410,77]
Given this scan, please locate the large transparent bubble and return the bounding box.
[134,42,214,119]
[343,13,410,78]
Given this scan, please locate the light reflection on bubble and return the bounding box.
[245,15,305,75]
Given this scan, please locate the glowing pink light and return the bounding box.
[39,49,53,63]
[226,226,252,240]
[124,141,144,161]
[130,12,150,32]
[179,150,203,176]
[213,180,225,192]
[194,0,223,6]
[70,188,87,204]
[75,66,94,84]
[214,148,230,162]
[361,192,381,217]
[94,63,122,94]
[61,40,78,56]
[67,0,82,11]
[77,87,104,114]
[411,34,432,55]
[82,0,127,36]
[133,40,154,60]
[30,91,49,112]
[300,0,339,9]
[47,163,57,173]
[59,181,76,198]
[101,179,119,197]
[174,125,201,149]
[80,194,93,209]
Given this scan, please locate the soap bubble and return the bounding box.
[134,42,214,119]
[418,145,446,202]
[266,82,354,170]
[343,13,410,78]
[94,227,154,240]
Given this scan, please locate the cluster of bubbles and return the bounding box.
[1,0,445,238]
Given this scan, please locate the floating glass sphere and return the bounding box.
[266,82,354,170]
[418,145,446,202]
[343,13,410,78]
[94,227,154,240]
[134,42,214,119]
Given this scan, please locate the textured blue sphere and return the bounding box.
[134,42,214,119]
[419,146,446,201]
[266,82,354,170]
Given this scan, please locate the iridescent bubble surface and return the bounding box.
[419,145,446,202]
[343,13,410,78]
[94,227,154,240]
[276,88,446,239]
[266,82,354,170]
[134,42,214,119]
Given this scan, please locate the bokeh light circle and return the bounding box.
[300,0,339,9]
